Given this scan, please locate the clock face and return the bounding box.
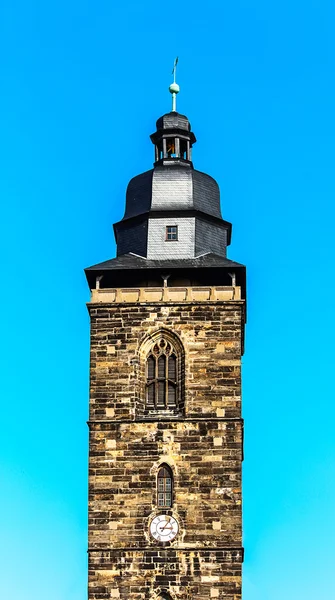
[150,514,179,542]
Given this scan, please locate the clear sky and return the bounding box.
[0,1,334,598]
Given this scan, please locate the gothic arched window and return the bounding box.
[146,338,178,409]
[157,465,173,508]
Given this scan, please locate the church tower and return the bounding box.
[85,76,246,600]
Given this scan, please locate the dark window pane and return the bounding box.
[158,466,169,478]
[147,355,155,379]
[158,493,165,506]
[165,478,171,491]
[158,478,164,492]
[158,355,166,379]
[166,226,178,241]
[147,383,155,406]
[168,383,176,406]
[165,493,171,507]
[168,354,176,381]
[157,381,165,406]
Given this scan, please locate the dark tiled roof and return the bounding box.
[123,165,222,221]
[85,252,245,272]
[155,112,191,132]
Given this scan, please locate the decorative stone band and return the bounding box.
[89,286,242,304]
[88,547,244,559]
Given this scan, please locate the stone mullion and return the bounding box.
[163,476,167,507]
[165,350,168,408]
[154,354,158,409]
[176,354,180,407]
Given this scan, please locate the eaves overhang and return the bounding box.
[85,252,246,304]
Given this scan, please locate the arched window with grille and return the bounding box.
[146,338,178,409]
[157,464,173,508]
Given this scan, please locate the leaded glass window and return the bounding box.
[157,465,173,508]
[146,338,178,409]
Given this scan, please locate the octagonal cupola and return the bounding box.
[113,74,232,261]
[150,111,196,167]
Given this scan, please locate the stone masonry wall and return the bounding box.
[89,549,242,600]
[89,301,243,421]
[88,296,244,600]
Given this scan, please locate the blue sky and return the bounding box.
[0,1,334,598]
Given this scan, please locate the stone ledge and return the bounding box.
[88,546,244,561]
[89,286,242,304]
[87,417,244,426]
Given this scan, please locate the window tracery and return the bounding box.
[146,338,178,409]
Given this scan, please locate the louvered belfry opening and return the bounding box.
[157,465,173,508]
[146,338,178,409]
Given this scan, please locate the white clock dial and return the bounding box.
[150,514,179,542]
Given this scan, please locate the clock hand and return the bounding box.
[159,523,172,532]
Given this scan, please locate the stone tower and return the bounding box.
[85,90,246,600]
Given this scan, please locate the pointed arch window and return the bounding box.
[157,465,173,508]
[146,338,178,409]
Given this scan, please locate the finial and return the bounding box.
[169,57,180,112]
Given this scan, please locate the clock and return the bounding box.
[150,514,179,542]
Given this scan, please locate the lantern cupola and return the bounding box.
[150,111,196,167]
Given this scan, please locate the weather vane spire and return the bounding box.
[169,57,180,112]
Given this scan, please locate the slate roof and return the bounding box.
[123,165,222,221]
[155,112,191,132]
[85,252,245,272]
